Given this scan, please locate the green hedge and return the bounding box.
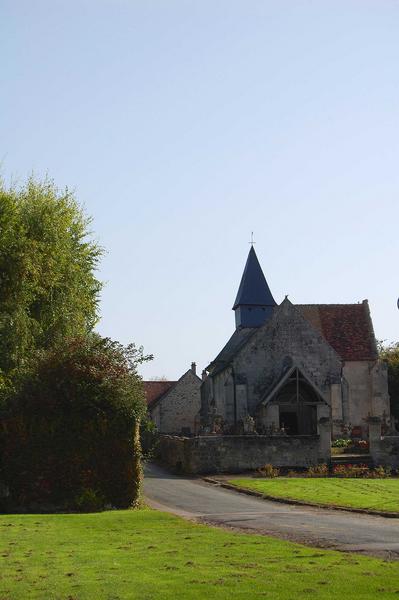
[0,335,149,512]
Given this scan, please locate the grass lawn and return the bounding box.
[228,478,399,513]
[0,509,399,599]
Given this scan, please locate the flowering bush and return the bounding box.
[356,440,369,450]
[367,465,392,478]
[332,464,370,478]
[355,439,369,451]
[332,464,393,478]
[307,464,329,477]
[332,438,369,454]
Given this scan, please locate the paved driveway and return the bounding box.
[144,463,399,559]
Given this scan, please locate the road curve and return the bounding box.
[144,463,399,560]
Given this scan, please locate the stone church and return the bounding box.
[200,246,390,440]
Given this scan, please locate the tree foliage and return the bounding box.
[0,174,153,510]
[379,341,399,421]
[0,176,103,382]
[1,335,152,511]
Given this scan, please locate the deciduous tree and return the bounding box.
[0,176,102,384]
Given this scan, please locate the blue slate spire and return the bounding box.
[233,246,276,328]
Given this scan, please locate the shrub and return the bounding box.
[367,465,392,479]
[332,438,352,448]
[287,470,299,477]
[332,463,395,479]
[1,335,152,511]
[140,416,160,460]
[74,488,106,512]
[255,464,280,478]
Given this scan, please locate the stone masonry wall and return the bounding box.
[368,418,399,469]
[371,437,399,469]
[236,301,342,415]
[371,360,391,419]
[158,435,187,469]
[153,369,201,435]
[333,360,389,438]
[159,433,329,474]
[209,300,342,426]
[342,361,374,434]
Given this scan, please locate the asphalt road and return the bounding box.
[144,463,399,559]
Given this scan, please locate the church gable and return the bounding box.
[236,297,342,371]
[230,298,343,414]
[260,364,329,407]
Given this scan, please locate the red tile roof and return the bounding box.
[143,381,176,407]
[297,301,378,361]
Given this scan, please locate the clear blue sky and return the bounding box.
[1,1,398,379]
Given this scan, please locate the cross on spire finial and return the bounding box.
[249,232,256,246]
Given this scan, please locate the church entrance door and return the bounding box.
[279,410,298,435]
[274,369,319,436]
[279,403,317,435]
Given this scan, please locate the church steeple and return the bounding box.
[233,246,276,328]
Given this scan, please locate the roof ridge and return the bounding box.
[143,379,177,384]
[296,302,366,307]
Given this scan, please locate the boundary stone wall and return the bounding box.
[159,434,329,474]
[370,436,399,469]
[367,417,399,469]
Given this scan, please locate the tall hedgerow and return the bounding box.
[1,335,152,511]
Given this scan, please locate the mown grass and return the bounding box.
[229,477,399,513]
[0,509,399,599]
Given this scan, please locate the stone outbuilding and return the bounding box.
[144,363,202,435]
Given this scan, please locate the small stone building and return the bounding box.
[144,363,202,435]
[201,247,391,440]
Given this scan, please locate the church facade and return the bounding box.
[200,247,390,440]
